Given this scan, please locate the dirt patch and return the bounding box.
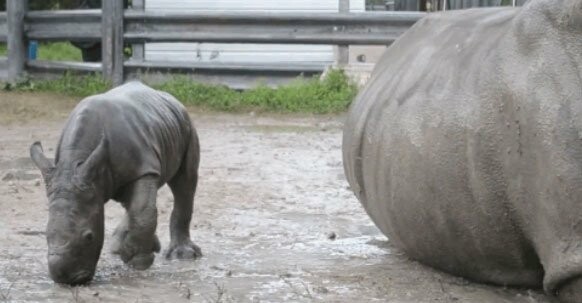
[0,92,554,302]
[0,91,78,125]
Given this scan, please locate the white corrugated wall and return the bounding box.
[144,0,365,64]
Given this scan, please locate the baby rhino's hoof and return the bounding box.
[127,253,155,270]
[165,241,202,260]
[111,234,161,270]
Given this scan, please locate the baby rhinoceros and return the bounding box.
[30,81,201,285]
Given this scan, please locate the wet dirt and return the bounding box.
[0,92,555,302]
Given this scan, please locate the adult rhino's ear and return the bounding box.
[559,0,582,29]
[78,136,108,181]
[30,141,55,181]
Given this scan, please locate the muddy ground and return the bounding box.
[0,92,555,302]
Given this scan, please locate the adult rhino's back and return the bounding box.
[343,1,582,301]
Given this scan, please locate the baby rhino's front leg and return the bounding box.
[111,175,160,270]
[111,214,160,269]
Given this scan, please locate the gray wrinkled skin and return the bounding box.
[30,82,201,285]
[342,1,582,302]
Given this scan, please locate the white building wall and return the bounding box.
[144,0,365,64]
[146,0,365,12]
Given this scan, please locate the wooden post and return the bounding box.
[336,0,349,66]
[131,0,145,62]
[102,0,125,86]
[7,0,28,83]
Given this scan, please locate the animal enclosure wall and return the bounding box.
[0,0,424,87]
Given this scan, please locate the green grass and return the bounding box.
[4,69,359,114]
[10,73,111,97]
[37,42,82,61]
[0,42,81,60]
[157,70,358,113]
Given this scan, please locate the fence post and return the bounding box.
[7,0,28,83]
[102,0,125,86]
[131,0,145,62]
[336,0,350,66]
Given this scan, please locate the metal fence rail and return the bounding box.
[123,11,421,45]
[0,0,427,87]
[26,10,101,42]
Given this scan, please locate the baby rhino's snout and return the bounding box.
[48,254,93,285]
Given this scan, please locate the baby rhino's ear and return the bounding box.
[30,141,55,181]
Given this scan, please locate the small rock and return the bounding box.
[93,292,99,297]
[210,265,225,271]
[35,180,41,187]
[2,172,15,181]
[314,286,329,294]
[226,270,233,277]
[317,123,330,132]
[327,232,337,241]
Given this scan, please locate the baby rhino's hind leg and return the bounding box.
[165,132,202,260]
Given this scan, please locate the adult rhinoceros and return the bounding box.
[342,1,582,302]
